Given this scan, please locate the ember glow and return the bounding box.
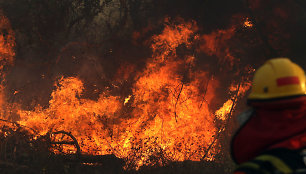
[243,18,253,28]
[0,13,15,120]
[0,16,252,168]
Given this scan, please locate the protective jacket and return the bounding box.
[231,96,306,174]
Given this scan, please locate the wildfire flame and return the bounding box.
[215,81,252,121]
[0,12,15,120]
[124,95,131,105]
[0,16,252,169]
[243,17,253,28]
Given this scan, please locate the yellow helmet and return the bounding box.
[248,58,305,101]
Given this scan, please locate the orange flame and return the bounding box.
[0,12,15,120]
[215,81,252,121]
[19,77,122,154]
[243,18,253,28]
[199,27,237,69]
[0,17,253,169]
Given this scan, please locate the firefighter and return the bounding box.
[231,58,306,174]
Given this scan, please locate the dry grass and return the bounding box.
[0,123,234,174]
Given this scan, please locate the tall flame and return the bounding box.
[0,12,15,120]
[0,16,252,169]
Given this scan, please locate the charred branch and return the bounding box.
[199,77,211,109]
[201,81,241,161]
[51,141,76,145]
[174,83,184,122]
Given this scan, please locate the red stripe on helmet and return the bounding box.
[276,76,300,86]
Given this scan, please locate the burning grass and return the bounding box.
[0,12,252,173]
[0,121,127,173]
[0,121,235,174]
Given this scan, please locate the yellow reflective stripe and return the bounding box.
[239,162,260,169]
[255,155,293,173]
[238,162,270,174]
